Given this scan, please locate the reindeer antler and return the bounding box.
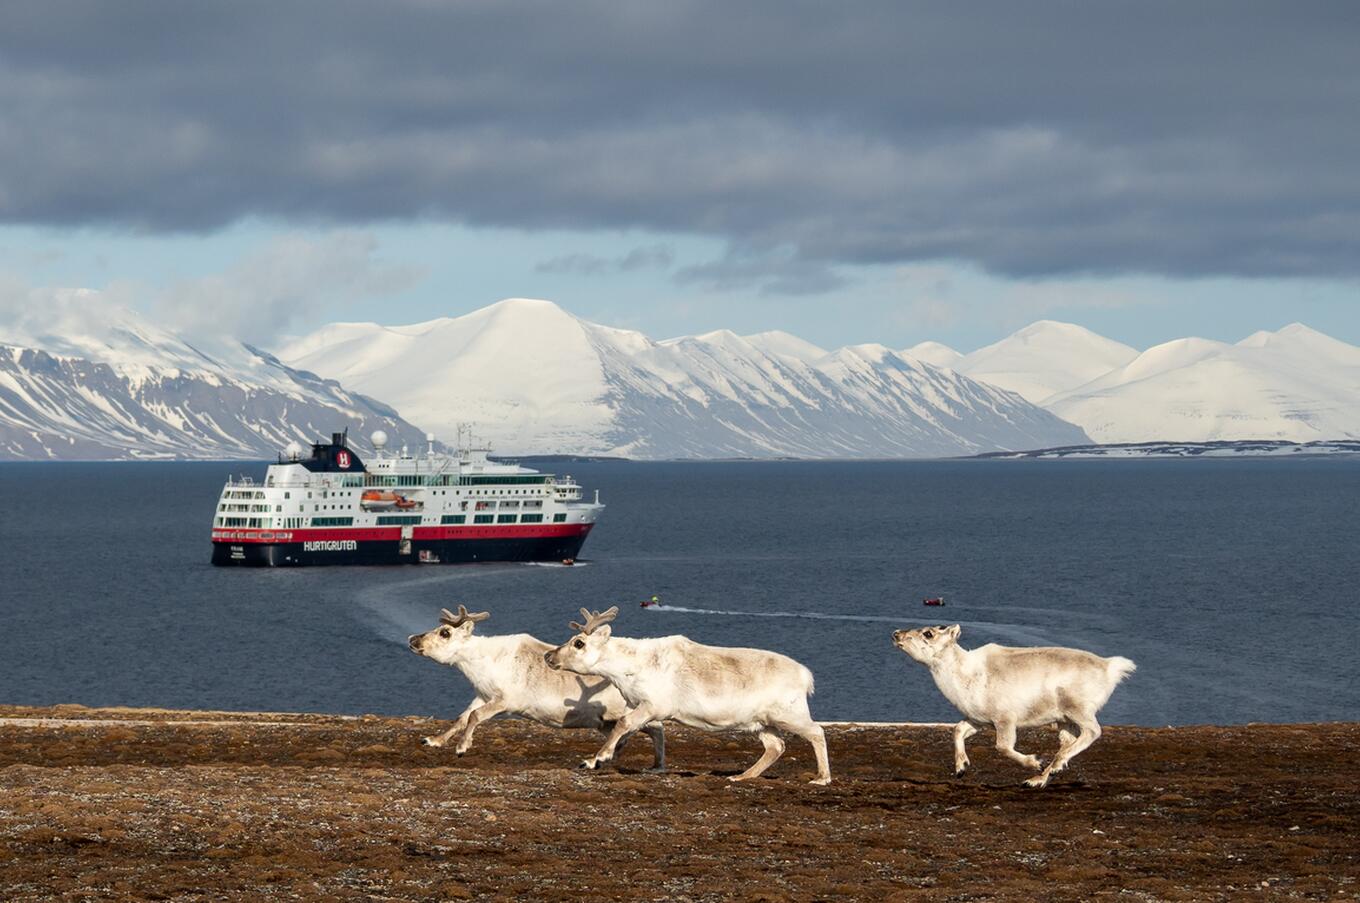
[569,606,619,635]
[440,604,491,628]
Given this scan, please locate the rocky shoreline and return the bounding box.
[1,706,1356,900]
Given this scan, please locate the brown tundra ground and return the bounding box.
[0,706,1356,901]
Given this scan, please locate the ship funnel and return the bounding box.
[332,432,346,448]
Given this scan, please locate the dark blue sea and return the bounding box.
[2,459,1357,726]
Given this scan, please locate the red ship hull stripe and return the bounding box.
[211,523,594,544]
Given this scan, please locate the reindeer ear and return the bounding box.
[594,624,612,640]
[946,624,961,641]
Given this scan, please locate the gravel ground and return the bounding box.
[0,705,1356,901]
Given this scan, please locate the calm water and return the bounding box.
[2,459,1357,726]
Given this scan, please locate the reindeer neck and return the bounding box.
[591,637,647,688]
[929,642,969,676]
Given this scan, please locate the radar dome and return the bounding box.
[284,440,304,461]
[370,430,389,450]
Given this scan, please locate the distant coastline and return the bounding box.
[973,439,1360,460]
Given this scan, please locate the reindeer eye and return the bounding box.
[439,627,451,638]
[573,639,585,649]
[923,630,934,640]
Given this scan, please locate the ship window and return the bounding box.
[521,513,543,524]
[312,516,354,527]
[441,515,465,525]
[376,515,422,526]
[497,514,518,524]
[473,514,494,524]
[284,492,290,499]
[553,513,567,523]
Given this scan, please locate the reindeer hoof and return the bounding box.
[644,765,667,774]
[1024,775,1050,789]
[422,737,443,748]
[809,776,832,786]
[579,760,597,770]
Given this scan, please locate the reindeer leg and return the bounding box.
[729,729,786,783]
[1027,713,1101,789]
[994,720,1042,772]
[642,722,667,772]
[423,696,484,748]
[582,705,654,770]
[453,698,507,755]
[953,720,980,775]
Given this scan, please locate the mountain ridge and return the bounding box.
[279,298,1089,458]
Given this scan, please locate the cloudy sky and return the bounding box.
[1,1,1357,352]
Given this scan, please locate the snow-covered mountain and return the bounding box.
[0,290,432,459]
[953,321,1139,404]
[901,341,963,369]
[1045,324,1360,443]
[278,298,1089,458]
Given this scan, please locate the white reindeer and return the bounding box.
[893,624,1135,788]
[408,606,665,768]
[544,607,832,785]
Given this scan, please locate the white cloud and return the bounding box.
[157,232,423,343]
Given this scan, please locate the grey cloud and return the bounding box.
[1,1,1358,284]
[535,243,674,276]
[675,246,849,296]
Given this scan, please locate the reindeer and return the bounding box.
[544,607,832,785]
[407,606,664,767]
[893,624,1136,788]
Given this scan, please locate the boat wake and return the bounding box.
[644,603,904,624]
[642,604,1060,644]
[352,567,510,646]
[521,560,591,569]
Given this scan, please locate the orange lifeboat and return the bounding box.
[361,490,417,511]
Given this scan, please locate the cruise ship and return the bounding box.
[210,430,603,566]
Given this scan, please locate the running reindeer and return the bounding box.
[545,606,832,785]
[408,605,665,767]
[893,624,1135,788]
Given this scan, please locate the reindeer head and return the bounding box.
[408,605,490,664]
[892,624,961,665]
[543,606,618,673]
